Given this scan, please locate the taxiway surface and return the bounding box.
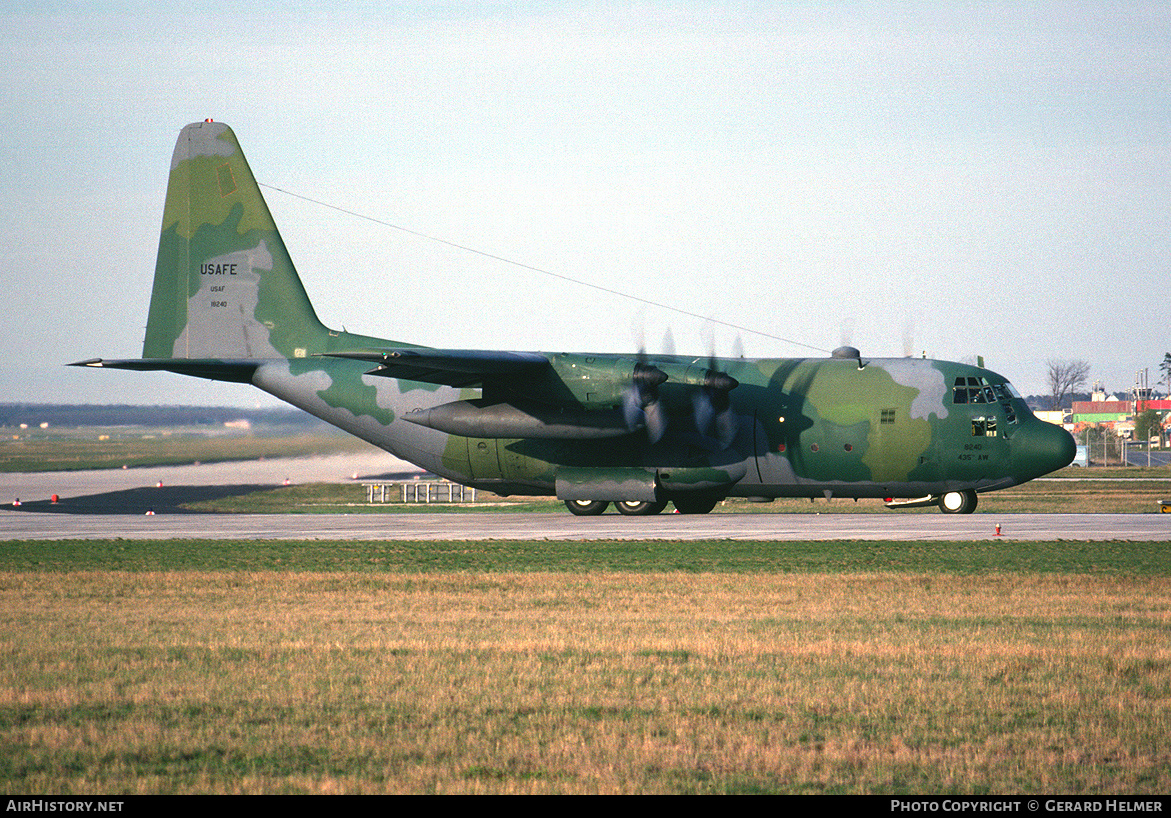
[2,510,1167,542]
[2,454,1167,541]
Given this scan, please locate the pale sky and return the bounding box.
[3,1,1169,406]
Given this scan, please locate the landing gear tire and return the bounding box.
[672,496,719,514]
[938,490,977,514]
[614,499,668,516]
[564,499,609,516]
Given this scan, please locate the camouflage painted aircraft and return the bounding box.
[74,121,1076,515]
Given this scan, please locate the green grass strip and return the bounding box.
[0,538,1166,575]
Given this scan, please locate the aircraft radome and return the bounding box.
[74,121,1076,515]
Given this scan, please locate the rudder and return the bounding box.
[143,121,329,360]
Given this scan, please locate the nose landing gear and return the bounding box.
[938,490,978,514]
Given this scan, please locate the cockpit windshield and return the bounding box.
[951,376,1020,423]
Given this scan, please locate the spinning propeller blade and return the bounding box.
[691,348,740,450]
[622,353,669,443]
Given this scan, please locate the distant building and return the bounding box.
[1033,410,1069,427]
[1071,400,1132,427]
[1070,397,1171,446]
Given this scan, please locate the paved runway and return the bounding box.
[2,453,1167,541]
[1,509,1167,541]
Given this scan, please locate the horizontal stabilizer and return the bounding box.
[69,358,259,384]
[321,348,549,387]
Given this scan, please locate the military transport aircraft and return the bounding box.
[73,121,1076,515]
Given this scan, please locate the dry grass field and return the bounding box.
[2,560,1168,794]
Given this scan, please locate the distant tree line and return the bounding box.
[1024,393,1095,412]
[0,404,324,429]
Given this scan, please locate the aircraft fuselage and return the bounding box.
[250,349,1073,506]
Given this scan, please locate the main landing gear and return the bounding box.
[564,499,610,516]
[614,499,669,516]
[562,496,720,516]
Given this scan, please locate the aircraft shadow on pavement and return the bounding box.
[7,484,274,515]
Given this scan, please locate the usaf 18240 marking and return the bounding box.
[74,121,1076,515]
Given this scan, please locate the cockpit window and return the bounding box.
[952,376,1019,424]
[953,376,989,404]
[972,417,998,437]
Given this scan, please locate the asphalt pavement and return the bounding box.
[1,508,1167,542]
[2,453,1168,541]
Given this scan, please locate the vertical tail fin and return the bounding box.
[143,121,329,360]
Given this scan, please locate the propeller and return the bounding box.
[691,347,740,450]
[840,318,855,349]
[622,327,741,449]
[622,353,669,443]
[661,327,676,356]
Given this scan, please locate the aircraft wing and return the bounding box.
[321,349,550,388]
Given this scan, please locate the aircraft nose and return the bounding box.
[1011,418,1076,482]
